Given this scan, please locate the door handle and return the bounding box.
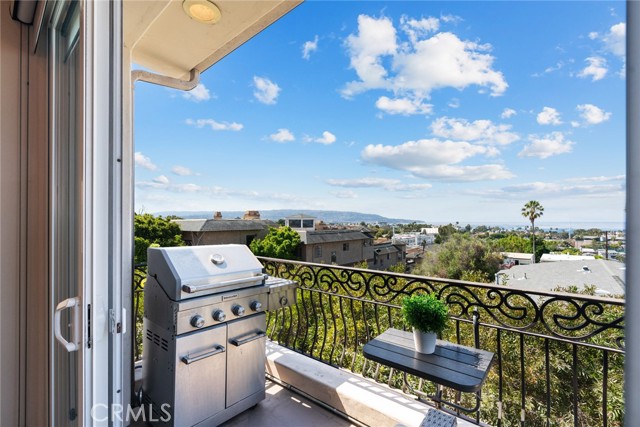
[54,297,80,352]
[229,331,266,347]
[181,345,225,364]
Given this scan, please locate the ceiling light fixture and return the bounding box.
[182,0,221,25]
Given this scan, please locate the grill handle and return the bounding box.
[181,274,268,294]
[181,345,225,365]
[229,331,266,347]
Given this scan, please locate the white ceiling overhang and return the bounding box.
[125,0,302,79]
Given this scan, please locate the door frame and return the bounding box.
[45,0,125,425]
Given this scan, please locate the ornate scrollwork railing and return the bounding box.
[260,258,624,350]
[259,257,625,427]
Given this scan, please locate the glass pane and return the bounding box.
[51,2,82,425]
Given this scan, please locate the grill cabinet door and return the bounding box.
[226,313,267,407]
[175,325,227,426]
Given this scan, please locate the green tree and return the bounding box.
[134,213,184,264]
[493,234,531,253]
[415,234,502,281]
[521,200,544,263]
[434,223,457,244]
[249,226,301,260]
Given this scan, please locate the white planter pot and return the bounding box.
[412,329,437,354]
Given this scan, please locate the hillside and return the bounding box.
[153,209,421,224]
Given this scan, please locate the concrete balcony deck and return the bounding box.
[220,381,356,427]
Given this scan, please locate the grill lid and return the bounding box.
[147,244,266,301]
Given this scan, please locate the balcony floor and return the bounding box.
[220,380,356,427]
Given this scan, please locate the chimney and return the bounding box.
[214,211,222,220]
[243,210,260,220]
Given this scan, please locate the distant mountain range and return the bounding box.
[153,209,421,224]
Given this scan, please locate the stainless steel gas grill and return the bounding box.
[142,244,297,427]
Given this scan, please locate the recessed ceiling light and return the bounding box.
[183,0,221,25]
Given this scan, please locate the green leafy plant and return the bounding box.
[402,293,449,334]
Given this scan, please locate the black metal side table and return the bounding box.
[363,328,494,418]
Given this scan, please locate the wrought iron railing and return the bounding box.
[132,260,625,426]
[257,257,625,427]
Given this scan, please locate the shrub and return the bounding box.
[402,293,449,334]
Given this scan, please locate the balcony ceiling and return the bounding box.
[124,0,301,79]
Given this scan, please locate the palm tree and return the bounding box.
[521,200,544,263]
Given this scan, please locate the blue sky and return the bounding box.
[134,1,626,224]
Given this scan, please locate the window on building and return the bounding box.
[314,245,322,258]
[331,251,337,263]
[343,243,349,251]
[289,219,302,228]
[302,219,314,228]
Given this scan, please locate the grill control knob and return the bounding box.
[231,304,245,316]
[250,301,263,312]
[212,310,226,322]
[190,315,205,329]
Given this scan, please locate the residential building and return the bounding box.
[173,212,274,246]
[285,213,317,230]
[371,241,407,270]
[541,253,596,262]
[500,252,535,266]
[497,259,625,296]
[297,229,374,266]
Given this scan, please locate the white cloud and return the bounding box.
[185,118,243,131]
[576,104,611,125]
[588,31,599,40]
[302,35,319,60]
[603,22,625,58]
[153,175,170,185]
[361,138,513,181]
[567,175,624,183]
[331,190,359,199]
[400,16,440,44]
[375,96,433,115]
[314,131,336,145]
[326,177,432,191]
[430,117,519,146]
[536,107,563,125]
[182,84,212,102]
[519,132,574,159]
[440,14,463,24]
[342,15,507,99]
[134,152,158,171]
[501,181,624,197]
[448,98,460,109]
[269,128,295,143]
[136,180,203,193]
[578,57,608,81]
[253,76,281,105]
[171,165,198,176]
[501,108,516,119]
[342,15,397,97]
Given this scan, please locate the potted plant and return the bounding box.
[402,293,449,354]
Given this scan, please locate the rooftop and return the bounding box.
[498,259,625,295]
[173,218,274,232]
[297,230,372,244]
